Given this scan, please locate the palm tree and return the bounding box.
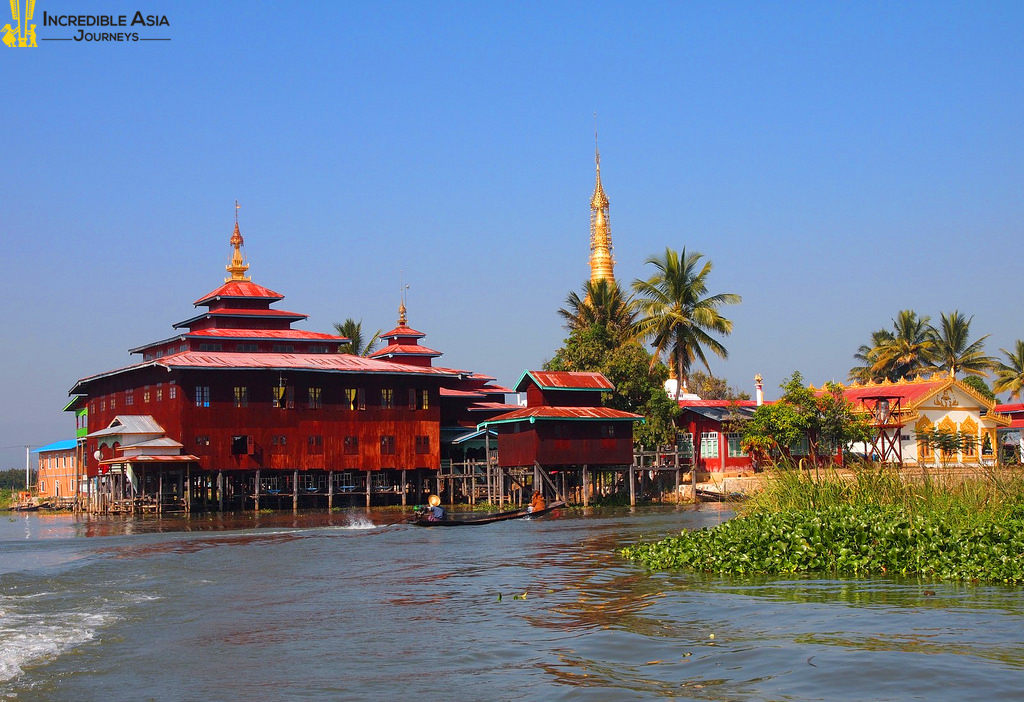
[993,340,1024,401]
[924,310,995,378]
[333,318,381,356]
[631,247,741,390]
[557,279,637,342]
[870,310,935,381]
[848,329,894,383]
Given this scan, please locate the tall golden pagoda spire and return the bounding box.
[225,200,251,282]
[589,121,615,284]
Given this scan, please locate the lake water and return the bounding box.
[2,505,1022,701]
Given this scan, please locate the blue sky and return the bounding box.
[2,1,1023,468]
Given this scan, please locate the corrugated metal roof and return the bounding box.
[369,344,443,358]
[194,281,284,306]
[440,388,487,398]
[515,370,614,392]
[35,439,78,453]
[678,399,758,408]
[173,308,308,329]
[186,329,342,340]
[479,406,642,427]
[126,437,184,449]
[1007,418,1024,429]
[88,415,165,437]
[71,353,460,393]
[379,325,426,340]
[451,428,498,444]
[100,454,201,464]
[996,403,1024,414]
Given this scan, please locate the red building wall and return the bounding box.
[495,422,633,467]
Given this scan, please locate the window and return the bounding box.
[601,424,616,438]
[677,432,694,458]
[125,391,134,406]
[381,388,394,409]
[272,435,287,446]
[409,388,428,410]
[195,386,210,408]
[700,432,719,459]
[415,435,430,454]
[234,386,248,408]
[195,436,210,446]
[789,436,809,456]
[308,435,324,454]
[273,383,294,409]
[156,384,163,402]
[308,387,322,409]
[308,345,329,353]
[143,386,151,403]
[236,343,259,352]
[380,435,395,455]
[198,343,222,351]
[169,383,177,400]
[179,344,188,353]
[272,344,295,353]
[727,433,747,458]
[110,396,116,410]
[100,400,106,411]
[231,435,253,455]
[156,350,163,358]
[344,388,366,410]
[344,436,358,455]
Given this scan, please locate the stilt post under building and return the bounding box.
[582,464,589,507]
[255,469,261,512]
[629,464,636,506]
[401,469,407,506]
[328,470,334,510]
[293,469,299,511]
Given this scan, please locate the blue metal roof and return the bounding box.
[34,439,78,454]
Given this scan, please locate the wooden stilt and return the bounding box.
[158,468,163,514]
[255,468,261,512]
[401,469,407,507]
[293,469,299,511]
[629,465,636,506]
[218,470,224,512]
[582,464,589,506]
[366,471,372,508]
[328,470,334,510]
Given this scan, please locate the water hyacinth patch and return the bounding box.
[621,504,1024,583]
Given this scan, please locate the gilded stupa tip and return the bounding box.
[225,200,251,282]
[590,147,609,210]
[398,300,407,326]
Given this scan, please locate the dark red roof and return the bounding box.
[515,370,614,392]
[194,281,284,306]
[996,403,1024,414]
[1009,418,1024,429]
[440,388,487,398]
[480,406,642,426]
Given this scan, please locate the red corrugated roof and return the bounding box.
[996,403,1024,414]
[440,388,486,398]
[515,370,614,392]
[678,399,758,408]
[186,329,342,340]
[71,352,460,392]
[1008,418,1024,429]
[379,325,426,340]
[480,384,514,394]
[369,344,443,358]
[466,402,521,412]
[173,308,309,329]
[481,406,642,425]
[194,281,284,306]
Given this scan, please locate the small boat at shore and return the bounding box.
[695,487,747,503]
[409,501,566,527]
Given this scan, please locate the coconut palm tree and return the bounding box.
[870,310,935,381]
[557,279,637,343]
[631,247,741,390]
[848,329,894,383]
[924,310,995,378]
[333,318,381,356]
[993,340,1024,401]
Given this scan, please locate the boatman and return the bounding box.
[425,494,447,521]
[529,490,546,513]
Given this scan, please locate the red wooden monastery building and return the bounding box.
[68,219,515,513]
[478,370,643,504]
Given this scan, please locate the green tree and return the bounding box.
[687,370,751,401]
[848,329,894,383]
[742,372,870,463]
[960,375,996,403]
[993,340,1024,401]
[632,247,741,391]
[925,311,995,378]
[333,318,381,356]
[869,310,935,382]
[546,326,680,447]
[557,279,637,343]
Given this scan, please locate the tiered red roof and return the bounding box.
[194,281,284,306]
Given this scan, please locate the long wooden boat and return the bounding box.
[695,487,746,503]
[409,501,566,527]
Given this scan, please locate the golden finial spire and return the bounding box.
[589,115,614,284]
[225,200,251,282]
[397,274,409,325]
